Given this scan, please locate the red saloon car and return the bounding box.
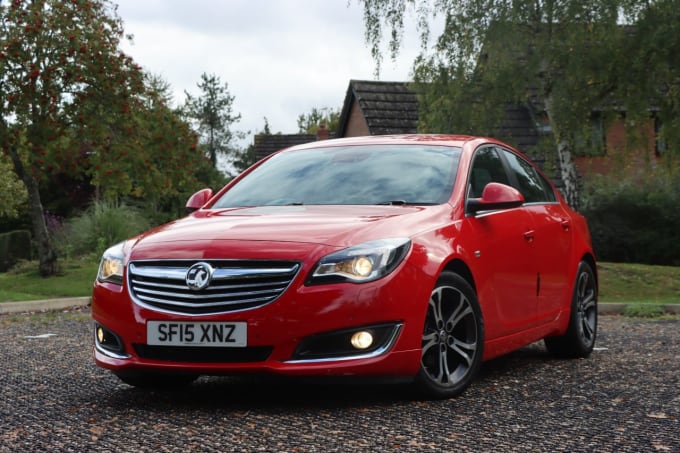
[92,135,598,398]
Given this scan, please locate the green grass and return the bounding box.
[621,303,666,318]
[0,310,92,327]
[0,257,99,302]
[0,259,678,304]
[598,262,680,304]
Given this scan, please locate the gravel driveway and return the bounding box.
[1,309,678,452]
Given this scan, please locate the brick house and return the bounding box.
[337,80,418,137]
[571,114,663,178]
[252,80,418,161]
[253,79,664,180]
[337,80,665,180]
[253,79,541,159]
[337,79,541,154]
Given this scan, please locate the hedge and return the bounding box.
[0,229,31,272]
[581,172,680,266]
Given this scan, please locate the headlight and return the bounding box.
[97,242,126,285]
[308,238,411,284]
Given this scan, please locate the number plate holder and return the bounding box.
[147,321,247,347]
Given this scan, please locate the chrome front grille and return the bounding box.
[127,260,300,315]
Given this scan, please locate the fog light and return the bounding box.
[94,323,125,355]
[291,323,401,361]
[350,331,374,350]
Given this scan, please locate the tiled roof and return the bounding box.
[338,80,419,136]
[496,105,542,153]
[253,134,316,161]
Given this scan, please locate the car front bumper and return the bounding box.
[91,262,430,378]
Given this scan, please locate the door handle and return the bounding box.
[523,230,535,242]
[560,219,571,231]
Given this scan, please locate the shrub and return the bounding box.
[62,201,151,257]
[581,171,680,265]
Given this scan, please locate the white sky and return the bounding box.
[114,0,428,145]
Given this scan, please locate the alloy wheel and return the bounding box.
[575,268,597,347]
[421,284,479,388]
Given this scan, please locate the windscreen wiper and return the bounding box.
[376,200,438,206]
[376,200,407,205]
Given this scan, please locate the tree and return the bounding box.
[0,156,26,218]
[297,107,340,134]
[231,144,257,175]
[260,116,273,135]
[232,118,274,175]
[623,0,680,173]
[69,71,226,222]
[1,0,145,275]
[183,73,243,170]
[359,0,679,209]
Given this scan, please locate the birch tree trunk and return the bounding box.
[544,96,581,210]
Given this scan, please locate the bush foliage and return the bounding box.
[581,171,680,266]
[59,201,151,257]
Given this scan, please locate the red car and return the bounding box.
[92,135,597,398]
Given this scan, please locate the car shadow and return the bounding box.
[476,341,552,382]
[96,374,417,412]
[93,342,555,412]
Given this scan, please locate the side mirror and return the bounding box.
[186,188,214,212]
[467,182,524,215]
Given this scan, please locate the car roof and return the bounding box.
[285,134,490,151]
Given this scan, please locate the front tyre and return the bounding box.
[545,261,598,358]
[416,271,484,399]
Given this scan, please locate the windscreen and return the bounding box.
[213,144,461,207]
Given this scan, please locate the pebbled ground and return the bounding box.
[1,310,678,452]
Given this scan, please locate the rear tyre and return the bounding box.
[416,271,484,399]
[114,371,198,389]
[545,261,598,358]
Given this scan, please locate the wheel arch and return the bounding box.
[581,252,598,289]
[441,258,477,294]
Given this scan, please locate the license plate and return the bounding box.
[147,321,247,347]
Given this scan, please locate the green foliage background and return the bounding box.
[582,170,680,265]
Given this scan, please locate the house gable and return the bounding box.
[338,80,418,137]
[343,100,370,137]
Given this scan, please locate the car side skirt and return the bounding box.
[482,310,569,361]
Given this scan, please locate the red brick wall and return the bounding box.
[575,118,658,178]
[343,100,370,137]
